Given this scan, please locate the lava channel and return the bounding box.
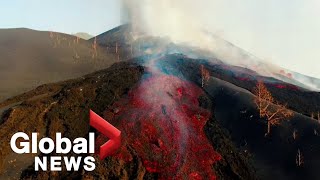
[96,73,222,180]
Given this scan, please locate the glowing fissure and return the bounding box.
[97,59,221,179]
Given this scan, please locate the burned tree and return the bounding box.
[200,65,210,87]
[293,129,298,140]
[56,35,61,45]
[253,81,294,136]
[311,112,320,123]
[296,149,304,167]
[116,42,119,54]
[92,37,98,59]
[49,32,58,48]
[49,31,54,39]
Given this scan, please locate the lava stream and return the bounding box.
[97,63,221,179]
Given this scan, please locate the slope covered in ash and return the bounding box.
[0,28,118,101]
[288,71,320,91]
[208,77,320,180]
[154,54,320,117]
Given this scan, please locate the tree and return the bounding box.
[200,65,210,87]
[296,149,303,167]
[56,35,61,45]
[311,112,320,122]
[314,129,318,136]
[92,37,98,59]
[49,31,54,39]
[49,32,58,48]
[253,81,294,136]
[116,42,119,54]
[292,129,298,140]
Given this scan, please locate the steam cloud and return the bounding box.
[120,0,271,73]
[121,0,320,91]
[122,0,216,50]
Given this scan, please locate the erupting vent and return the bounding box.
[97,73,221,179]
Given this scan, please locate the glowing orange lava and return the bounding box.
[98,74,221,179]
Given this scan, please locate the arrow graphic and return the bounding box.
[89,110,121,160]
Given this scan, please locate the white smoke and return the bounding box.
[121,0,269,69]
[122,0,216,49]
[121,0,320,91]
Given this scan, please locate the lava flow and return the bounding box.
[97,65,222,179]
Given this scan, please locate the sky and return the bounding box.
[0,0,121,35]
[203,0,320,78]
[0,0,319,78]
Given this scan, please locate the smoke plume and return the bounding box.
[121,0,320,91]
[122,0,216,49]
[120,0,270,73]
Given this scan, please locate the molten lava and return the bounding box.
[98,73,221,179]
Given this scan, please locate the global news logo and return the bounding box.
[9,110,121,171]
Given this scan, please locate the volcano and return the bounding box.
[0,25,320,180]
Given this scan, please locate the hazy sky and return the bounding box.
[0,0,319,78]
[0,0,121,35]
[203,0,320,78]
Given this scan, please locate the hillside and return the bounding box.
[0,28,118,101]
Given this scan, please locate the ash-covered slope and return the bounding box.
[155,54,320,117]
[288,71,320,91]
[0,28,118,101]
[155,55,320,180]
[208,77,320,180]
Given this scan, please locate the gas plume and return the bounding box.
[120,0,274,75]
[121,0,320,91]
